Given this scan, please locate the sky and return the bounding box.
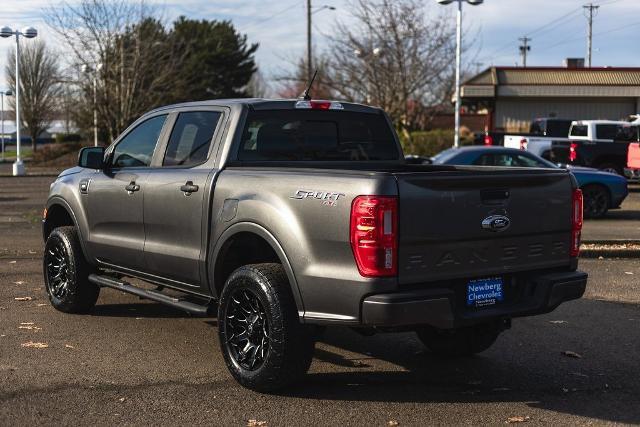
[1,0,640,91]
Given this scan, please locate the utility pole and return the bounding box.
[307,0,312,82]
[584,3,599,67]
[518,37,531,67]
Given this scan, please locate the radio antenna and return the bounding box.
[299,69,318,101]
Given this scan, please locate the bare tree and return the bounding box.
[6,40,61,151]
[46,0,179,141]
[324,0,459,138]
[275,55,335,99]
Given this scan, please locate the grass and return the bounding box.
[0,147,33,162]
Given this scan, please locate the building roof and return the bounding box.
[462,66,640,99]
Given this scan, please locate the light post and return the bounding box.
[0,25,38,176]
[436,0,484,148]
[0,90,12,162]
[82,63,102,147]
[306,2,336,82]
[354,47,383,104]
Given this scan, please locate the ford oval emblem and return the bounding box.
[482,215,511,232]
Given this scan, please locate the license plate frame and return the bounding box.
[466,276,504,308]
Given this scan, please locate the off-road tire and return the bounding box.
[43,226,99,313]
[218,263,315,392]
[416,323,501,357]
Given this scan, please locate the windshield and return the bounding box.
[238,110,400,161]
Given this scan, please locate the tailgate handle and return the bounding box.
[481,189,510,202]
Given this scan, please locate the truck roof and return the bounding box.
[571,120,629,125]
[146,98,382,115]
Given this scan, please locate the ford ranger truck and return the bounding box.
[42,99,588,392]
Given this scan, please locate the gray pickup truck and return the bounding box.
[42,98,587,391]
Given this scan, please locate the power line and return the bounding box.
[239,1,303,32]
[540,19,640,51]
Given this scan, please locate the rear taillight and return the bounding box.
[519,138,528,150]
[483,135,493,146]
[350,196,398,277]
[570,189,583,257]
[569,142,578,162]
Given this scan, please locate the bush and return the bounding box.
[32,142,83,164]
[54,133,83,144]
[400,127,474,157]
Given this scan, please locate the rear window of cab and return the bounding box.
[238,110,400,161]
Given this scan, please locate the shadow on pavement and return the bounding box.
[92,302,197,319]
[280,298,640,424]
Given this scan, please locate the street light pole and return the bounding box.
[307,3,336,82]
[0,90,12,162]
[436,0,484,148]
[354,47,383,105]
[14,31,22,174]
[1,26,38,176]
[82,63,102,146]
[307,0,312,83]
[454,0,462,148]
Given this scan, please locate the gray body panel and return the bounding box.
[45,98,581,326]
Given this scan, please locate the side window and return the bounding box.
[112,115,167,168]
[163,111,221,166]
[474,154,495,166]
[570,125,588,137]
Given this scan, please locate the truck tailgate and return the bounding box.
[396,169,574,284]
[628,142,640,169]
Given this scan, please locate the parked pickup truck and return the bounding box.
[625,127,640,179]
[42,98,587,392]
[504,118,573,159]
[550,121,633,175]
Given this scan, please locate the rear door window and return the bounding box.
[163,111,221,166]
[239,110,399,161]
[596,124,623,140]
[545,120,572,137]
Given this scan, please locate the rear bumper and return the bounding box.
[361,270,587,329]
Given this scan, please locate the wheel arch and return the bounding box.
[44,197,92,262]
[209,222,305,316]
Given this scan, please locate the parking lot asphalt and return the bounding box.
[582,183,640,242]
[1,174,639,425]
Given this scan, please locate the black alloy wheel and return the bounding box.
[43,226,99,313]
[582,185,609,219]
[44,238,72,300]
[225,288,270,371]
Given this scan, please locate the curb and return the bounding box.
[582,240,640,245]
[580,249,639,259]
[580,241,640,258]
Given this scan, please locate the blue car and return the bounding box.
[430,146,628,219]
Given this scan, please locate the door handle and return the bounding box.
[180,181,199,195]
[125,181,140,194]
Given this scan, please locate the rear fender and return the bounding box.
[208,222,304,317]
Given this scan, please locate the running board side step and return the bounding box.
[88,274,210,316]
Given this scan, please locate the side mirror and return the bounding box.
[78,146,105,169]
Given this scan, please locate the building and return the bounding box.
[461,66,640,132]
